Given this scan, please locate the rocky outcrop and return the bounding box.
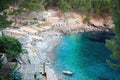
[60,12,114,34]
[53,23,113,34]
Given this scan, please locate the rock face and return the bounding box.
[8,8,113,33]
[53,12,114,34]
[53,23,113,34]
[52,12,113,34]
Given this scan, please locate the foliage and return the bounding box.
[0,0,12,28]
[82,17,91,24]
[8,8,27,27]
[5,0,111,15]
[0,0,112,17]
[57,1,71,12]
[0,14,13,28]
[0,60,2,69]
[0,0,10,12]
[22,0,45,12]
[106,0,120,70]
[49,0,111,15]
[9,8,26,16]
[0,34,22,58]
[0,72,8,80]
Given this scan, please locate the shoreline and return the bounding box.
[1,24,113,80]
[1,26,113,80]
[1,9,114,80]
[53,23,113,34]
[19,30,61,80]
[1,25,114,80]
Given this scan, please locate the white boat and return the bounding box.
[62,71,73,75]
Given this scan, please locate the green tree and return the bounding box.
[106,0,120,70]
[9,8,26,27]
[57,0,71,12]
[0,34,22,59]
[0,0,12,28]
[22,0,45,12]
[0,13,13,28]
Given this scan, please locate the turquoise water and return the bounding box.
[53,32,120,80]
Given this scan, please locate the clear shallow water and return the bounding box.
[53,32,120,80]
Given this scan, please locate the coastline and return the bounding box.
[1,9,114,80]
[1,24,113,80]
[42,31,62,80]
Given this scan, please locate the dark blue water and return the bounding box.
[53,32,120,80]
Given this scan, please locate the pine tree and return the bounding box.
[0,34,23,59]
[22,0,45,12]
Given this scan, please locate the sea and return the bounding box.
[53,31,120,80]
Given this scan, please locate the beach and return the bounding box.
[18,30,62,80]
[2,28,61,80]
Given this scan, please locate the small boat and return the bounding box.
[62,71,73,75]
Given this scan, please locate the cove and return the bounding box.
[53,31,120,80]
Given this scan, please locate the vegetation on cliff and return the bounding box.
[0,34,22,59]
[55,0,111,15]
[0,34,22,80]
[0,0,13,28]
[106,0,120,70]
